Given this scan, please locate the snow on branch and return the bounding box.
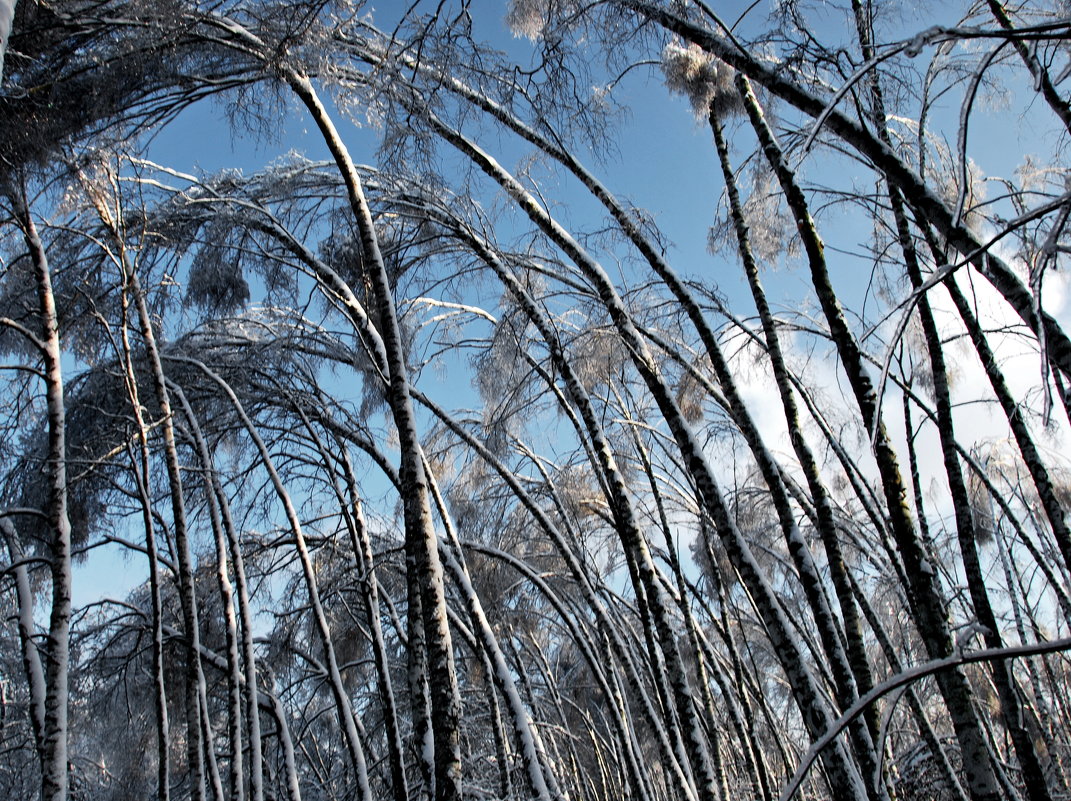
[661,40,742,120]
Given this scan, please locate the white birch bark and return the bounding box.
[0,517,46,771]
[0,0,14,83]
[169,355,373,801]
[116,264,172,801]
[14,193,71,801]
[135,271,225,801]
[282,70,464,801]
[209,464,265,801]
[84,180,223,801]
[170,382,246,801]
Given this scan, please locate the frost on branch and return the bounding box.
[506,0,550,40]
[7,365,131,557]
[187,238,251,315]
[505,0,580,41]
[709,170,797,266]
[661,41,742,120]
[918,138,988,233]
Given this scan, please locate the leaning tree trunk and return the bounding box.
[435,124,870,801]
[460,229,719,801]
[734,73,1002,801]
[895,202,1051,801]
[0,518,47,776]
[707,100,882,768]
[170,382,248,801]
[284,69,464,801]
[165,384,265,801]
[84,180,224,801]
[118,276,171,801]
[13,193,71,801]
[171,356,373,801]
[850,5,1053,786]
[129,270,225,801]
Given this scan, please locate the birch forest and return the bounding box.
[2,1,1071,800]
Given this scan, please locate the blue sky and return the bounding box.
[70,0,1071,608]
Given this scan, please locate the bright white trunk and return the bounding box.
[16,195,71,801]
[171,356,372,801]
[171,383,247,801]
[1,518,47,766]
[0,0,15,82]
[284,70,463,801]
